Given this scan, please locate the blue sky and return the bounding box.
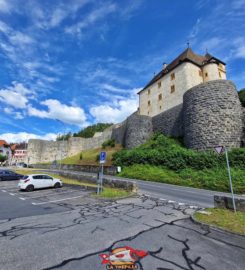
[0,0,244,142]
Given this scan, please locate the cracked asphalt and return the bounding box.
[0,181,244,270]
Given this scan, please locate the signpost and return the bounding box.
[97,151,106,194]
[214,146,236,212]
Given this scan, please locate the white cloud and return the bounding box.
[89,90,139,123]
[0,0,12,13]
[9,31,34,45]
[3,107,24,119]
[0,82,34,109]
[233,37,245,59]
[65,3,117,35]
[28,99,88,127]
[0,132,57,143]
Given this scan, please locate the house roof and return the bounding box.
[138,48,226,94]
[0,140,10,147]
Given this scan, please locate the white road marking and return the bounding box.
[159,198,166,201]
[19,197,26,200]
[9,193,15,196]
[22,189,78,200]
[31,195,85,205]
[2,190,7,192]
[178,203,185,206]
[168,200,175,203]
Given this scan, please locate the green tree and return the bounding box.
[73,123,113,138]
[238,89,245,107]
[0,155,7,162]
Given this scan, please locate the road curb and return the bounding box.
[190,213,245,237]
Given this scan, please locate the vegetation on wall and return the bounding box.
[113,133,245,193]
[56,132,72,141]
[102,139,116,149]
[238,89,245,107]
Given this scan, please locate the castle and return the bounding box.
[138,48,226,116]
[27,48,244,164]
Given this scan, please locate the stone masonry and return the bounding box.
[28,80,244,163]
[183,80,243,150]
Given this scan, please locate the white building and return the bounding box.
[138,48,227,117]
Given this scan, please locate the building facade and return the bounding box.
[138,48,227,117]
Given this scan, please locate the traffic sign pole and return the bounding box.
[97,151,106,194]
[224,147,236,213]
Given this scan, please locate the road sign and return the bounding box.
[214,146,236,212]
[100,151,106,164]
[214,146,224,154]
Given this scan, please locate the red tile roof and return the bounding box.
[138,48,226,93]
[0,140,10,147]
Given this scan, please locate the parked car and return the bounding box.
[16,162,28,168]
[0,170,24,181]
[18,174,63,191]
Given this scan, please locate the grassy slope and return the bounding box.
[195,208,245,234]
[61,144,122,166]
[119,164,245,194]
[114,134,245,194]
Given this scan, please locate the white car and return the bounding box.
[18,174,63,191]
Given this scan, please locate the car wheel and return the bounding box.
[54,182,61,188]
[26,185,34,192]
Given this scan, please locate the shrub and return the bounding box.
[0,155,7,162]
[102,139,115,149]
[79,152,83,160]
[238,89,245,107]
[112,133,244,171]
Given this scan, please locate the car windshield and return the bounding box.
[21,175,29,180]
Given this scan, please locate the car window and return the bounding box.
[22,176,29,180]
[43,175,53,180]
[33,175,43,179]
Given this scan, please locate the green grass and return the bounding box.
[96,188,131,198]
[61,144,122,166]
[119,164,245,194]
[194,208,245,235]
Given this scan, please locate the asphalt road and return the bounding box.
[40,169,243,208]
[0,179,244,270]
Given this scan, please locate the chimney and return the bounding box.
[163,62,167,70]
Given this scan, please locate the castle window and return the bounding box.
[158,94,162,101]
[205,72,208,78]
[158,81,161,88]
[159,105,162,110]
[148,100,151,106]
[148,89,151,95]
[171,85,175,93]
[199,70,203,77]
[171,73,175,80]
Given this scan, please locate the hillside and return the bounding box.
[61,144,122,166]
[113,134,245,194]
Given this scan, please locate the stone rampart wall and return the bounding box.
[152,104,184,137]
[28,80,244,164]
